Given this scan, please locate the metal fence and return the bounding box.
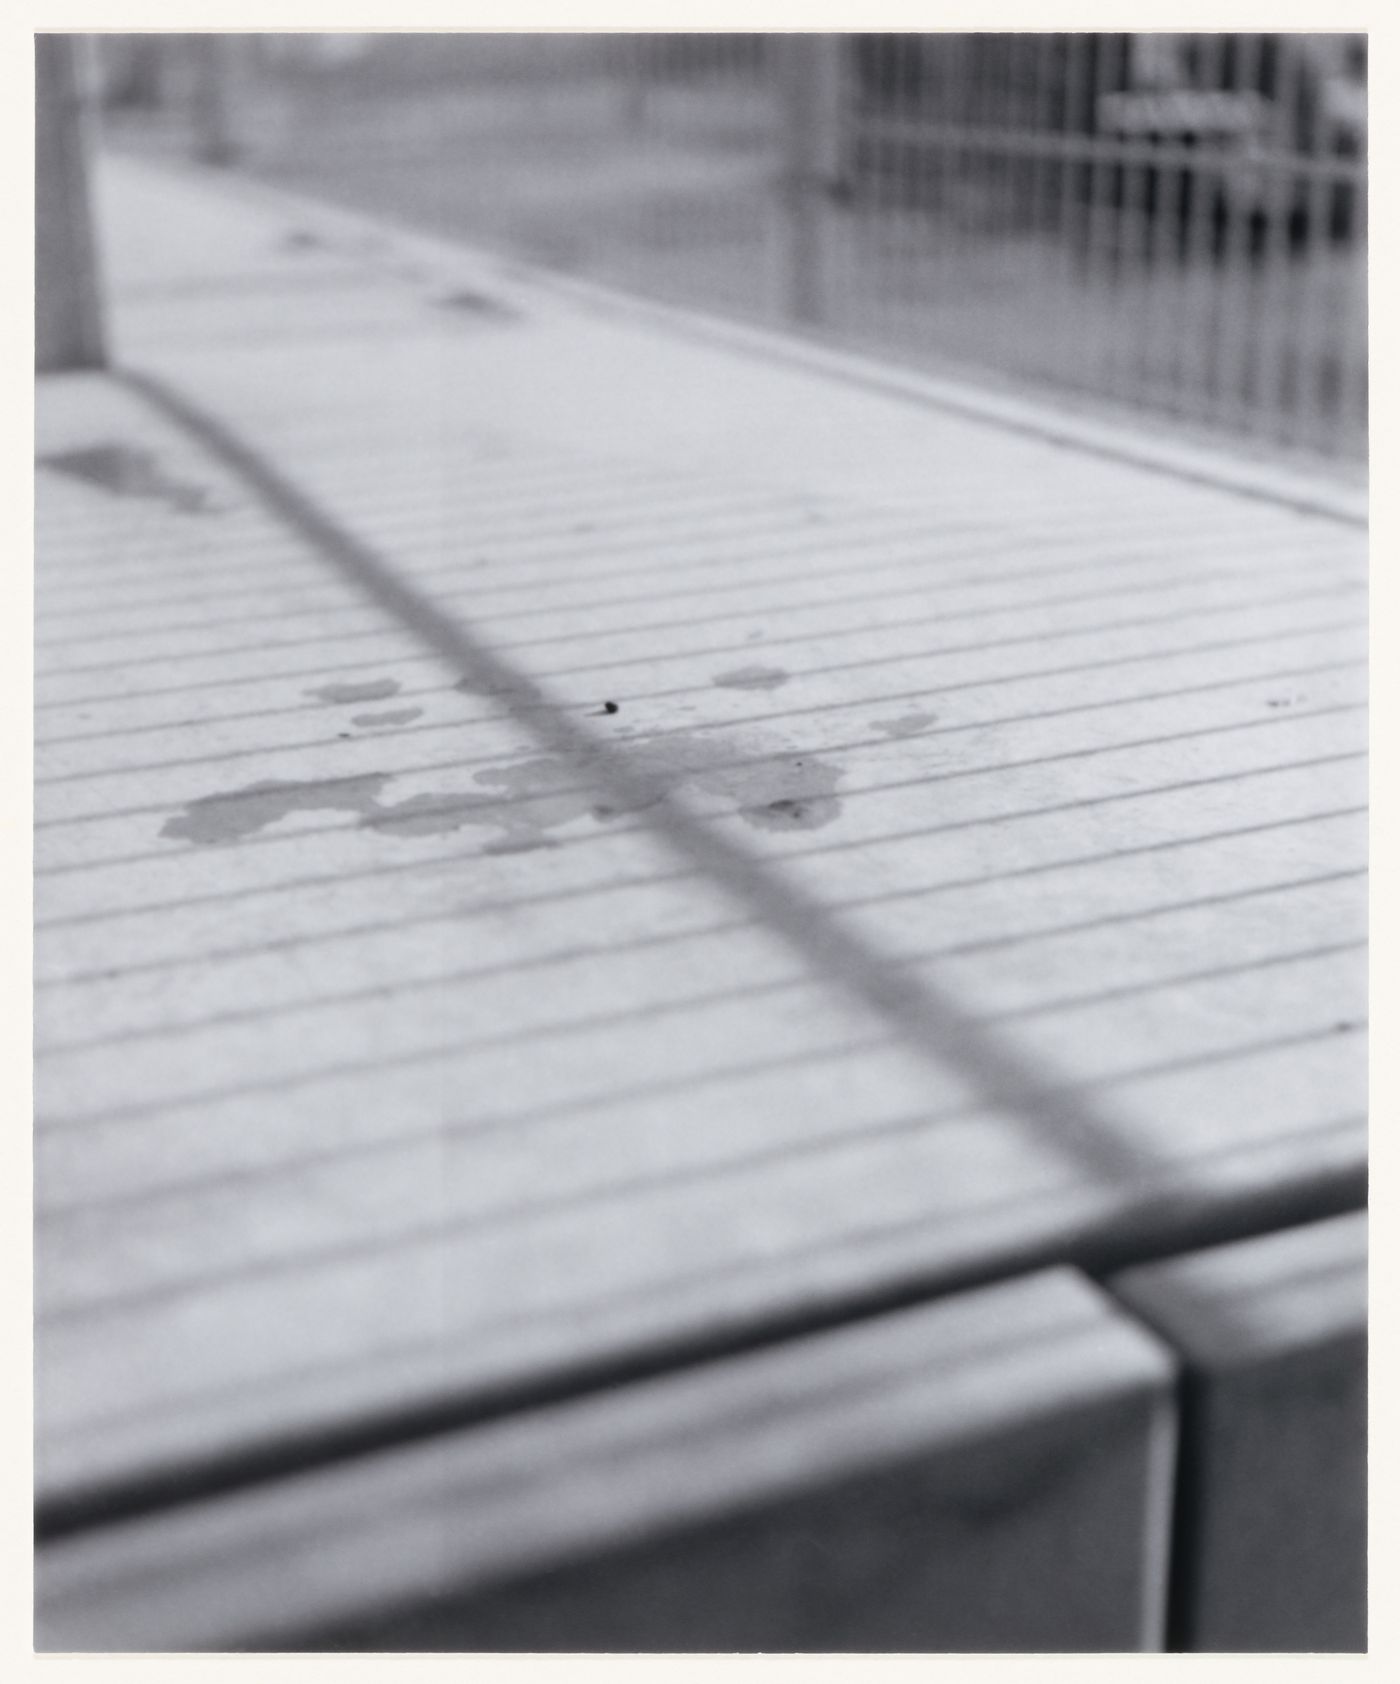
[90,32,1367,464]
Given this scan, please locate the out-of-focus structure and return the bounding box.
[91,31,1367,464]
[36,33,106,371]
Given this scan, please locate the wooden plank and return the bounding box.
[35,1268,1177,1651]
[36,155,1366,1532]
[1110,1211,1366,1651]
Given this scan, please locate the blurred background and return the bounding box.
[84,32,1367,467]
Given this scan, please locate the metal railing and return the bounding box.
[88,32,1367,464]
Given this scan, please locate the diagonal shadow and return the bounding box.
[116,367,1173,1195]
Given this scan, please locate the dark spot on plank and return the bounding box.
[484,835,560,856]
[38,444,213,515]
[761,801,815,828]
[306,678,401,705]
[280,227,384,257]
[454,674,532,701]
[435,288,519,322]
[872,710,937,738]
[593,701,620,716]
[350,707,424,729]
[712,664,790,692]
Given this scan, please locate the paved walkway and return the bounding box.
[36,154,1366,1578]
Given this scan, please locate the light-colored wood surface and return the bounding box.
[35,1268,1176,1651]
[36,155,1366,1531]
[1111,1211,1366,1651]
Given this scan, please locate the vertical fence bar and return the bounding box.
[995,35,1029,368]
[1332,148,1367,457]
[984,38,1009,355]
[1147,51,1189,420]
[192,32,239,165]
[1274,38,1322,451]
[1112,37,1159,410]
[617,32,649,131]
[913,35,939,358]
[1212,33,1265,440]
[873,35,901,349]
[874,34,903,349]
[779,32,818,324]
[827,35,855,339]
[1025,32,1059,385]
[1289,39,1356,458]
[779,32,844,326]
[1236,32,1276,439]
[35,33,106,373]
[1056,35,1094,396]
[1125,37,1168,408]
[1177,34,1227,431]
[1254,51,1301,447]
[1086,35,1123,399]
[1094,34,1129,402]
[1339,37,1369,453]
[961,36,992,353]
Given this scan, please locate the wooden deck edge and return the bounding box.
[36,1266,1179,1652]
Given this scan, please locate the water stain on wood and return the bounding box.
[305,678,401,705]
[160,774,392,845]
[439,732,844,838]
[350,707,424,729]
[38,444,212,515]
[161,728,844,849]
[872,710,937,738]
[712,664,790,692]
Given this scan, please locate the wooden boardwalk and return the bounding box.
[34,154,1368,1651]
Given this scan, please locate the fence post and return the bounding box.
[35,34,107,373]
[779,33,847,326]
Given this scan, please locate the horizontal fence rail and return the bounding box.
[90,32,1367,462]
